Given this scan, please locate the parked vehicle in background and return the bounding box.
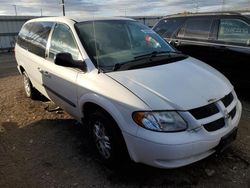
[153,12,250,91]
[15,17,242,169]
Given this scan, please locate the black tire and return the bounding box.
[23,71,39,99]
[88,111,128,165]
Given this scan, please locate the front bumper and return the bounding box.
[123,101,242,168]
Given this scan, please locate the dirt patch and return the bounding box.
[0,53,250,187]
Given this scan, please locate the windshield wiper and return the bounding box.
[134,50,181,59]
[113,63,122,71]
[112,51,186,72]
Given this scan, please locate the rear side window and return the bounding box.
[153,18,184,38]
[17,22,53,57]
[17,23,32,49]
[178,18,212,40]
[218,19,250,45]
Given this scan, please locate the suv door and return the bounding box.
[174,17,215,61]
[41,23,83,117]
[213,16,250,89]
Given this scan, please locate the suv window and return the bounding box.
[153,18,185,38]
[218,19,250,45]
[17,22,53,57]
[49,24,80,60]
[178,18,212,40]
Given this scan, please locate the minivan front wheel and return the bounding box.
[92,120,112,159]
[89,111,128,165]
[23,72,37,99]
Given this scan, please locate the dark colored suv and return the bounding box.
[153,12,250,92]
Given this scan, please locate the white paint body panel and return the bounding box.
[107,57,233,110]
[15,17,242,168]
[15,44,48,97]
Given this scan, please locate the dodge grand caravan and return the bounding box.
[153,12,250,91]
[15,17,242,168]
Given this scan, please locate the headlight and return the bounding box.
[132,111,187,132]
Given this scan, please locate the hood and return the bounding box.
[106,57,233,110]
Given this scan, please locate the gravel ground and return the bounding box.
[0,52,250,187]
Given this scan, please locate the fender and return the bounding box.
[78,92,139,136]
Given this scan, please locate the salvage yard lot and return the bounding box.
[0,52,250,187]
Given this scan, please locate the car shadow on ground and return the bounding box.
[1,119,249,187]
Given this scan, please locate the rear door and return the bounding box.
[213,16,250,88]
[16,22,53,95]
[40,23,83,117]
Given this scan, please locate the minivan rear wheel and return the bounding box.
[89,111,128,165]
[23,72,38,99]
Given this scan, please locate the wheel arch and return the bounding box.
[18,65,25,75]
[82,101,123,134]
[82,101,130,160]
[78,92,141,161]
[79,93,129,131]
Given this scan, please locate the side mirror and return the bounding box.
[55,52,74,66]
[54,53,87,71]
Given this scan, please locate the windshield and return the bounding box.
[75,20,178,72]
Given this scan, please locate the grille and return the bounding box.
[229,107,237,119]
[203,118,225,132]
[221,92,234,107]
[189,91,236,132]
[189,103,219,120]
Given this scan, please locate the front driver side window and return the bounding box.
[49,23,80,60]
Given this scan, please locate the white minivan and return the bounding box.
[15,17,242,168]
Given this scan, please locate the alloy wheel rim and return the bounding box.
[24,76,31,96]
[93,121,111,159]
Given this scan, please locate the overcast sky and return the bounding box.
[0,0,249,17]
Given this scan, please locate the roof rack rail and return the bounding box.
[165,11,241,18]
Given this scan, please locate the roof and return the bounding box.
[164,11,243,19]
[26,16,134,24]
[73,16,134,22]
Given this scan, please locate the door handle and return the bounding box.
[38,67,43,73]
[38,67,51,78]
[43,71,50,75]
[43,70,51,78]
[217,45,226,52]
[170,40,180,46]
[174,40,180,46]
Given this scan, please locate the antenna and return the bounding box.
[61,0,65,16]
[92,19,101,73]
[13,5,17,16]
